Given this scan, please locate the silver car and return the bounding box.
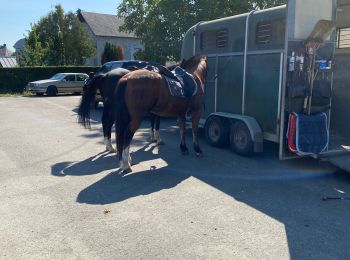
[26,73,89,96]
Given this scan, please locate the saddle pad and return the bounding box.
[286,113,297,153]
[164,67,198,98]
[164,77,185,97]
[287,112,329,155]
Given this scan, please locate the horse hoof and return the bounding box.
[106,146,116,153]
[121,167,132,174]
[195,152,203,158]
[157,140,165,145]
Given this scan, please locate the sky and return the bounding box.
[0,0,121,51]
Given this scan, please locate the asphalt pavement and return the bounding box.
[1,95,350,259]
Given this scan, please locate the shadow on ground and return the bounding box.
[51,117,350,259]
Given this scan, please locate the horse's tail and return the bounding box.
[77,76,101,128]
[114,78,130,160]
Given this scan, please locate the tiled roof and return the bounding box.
[0,57,17,68]
[79,11,137,38]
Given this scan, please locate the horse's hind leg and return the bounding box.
[191,110,203,157]
[102,105,116,153]
[150,113,156,142]
[153,114,164,145]
[120,118,142,172]
[178,115,189,155]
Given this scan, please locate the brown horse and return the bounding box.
[113,55,207,172]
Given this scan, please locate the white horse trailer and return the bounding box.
[181,0,350,172]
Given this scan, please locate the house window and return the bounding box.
[200,28,228,51]
[256,19,285,45]
[337,27,350,49]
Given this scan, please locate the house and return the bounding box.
[0,44,12,57]
[0,57,17,68]
[78,10,143,66]
[13,38,25,65]
[0,44,17,68]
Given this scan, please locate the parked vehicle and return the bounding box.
[27,73,89,96]
[181,0,350,172]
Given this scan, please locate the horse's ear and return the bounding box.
[180,58,186,68]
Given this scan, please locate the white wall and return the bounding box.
[288,0,334,40]
[82,23,143,66]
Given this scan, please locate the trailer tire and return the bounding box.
[205,116,229,147]
[230,121,254,156]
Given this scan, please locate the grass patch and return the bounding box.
[0,90,33,97]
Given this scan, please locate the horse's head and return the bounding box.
[181,55,208,87]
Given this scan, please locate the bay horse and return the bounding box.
[77,68,162,153]
[114,55,207,172]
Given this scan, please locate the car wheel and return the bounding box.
[47,85,57,96]
[205,116,229,147]
[229,121,254,156]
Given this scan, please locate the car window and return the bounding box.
[64,75,76,82]
[50,73,65,80]
[77,74,87,81]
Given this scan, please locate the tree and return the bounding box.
[115,45,125,60]
[118,0,287,63]
[21,27,47,66]
[101,43,124,64]
[22,5,95,66]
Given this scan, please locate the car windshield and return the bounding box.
[50,73,65,80]
[96,65,109,74]
[122,61,148,69]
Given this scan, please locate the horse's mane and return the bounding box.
[181,55,207,74]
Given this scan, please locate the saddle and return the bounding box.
[148,65,198,98]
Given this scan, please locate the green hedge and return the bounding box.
[0,66,99,93]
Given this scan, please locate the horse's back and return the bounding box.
[108,68,130,77]
[125,69,163,81]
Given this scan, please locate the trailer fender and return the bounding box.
[206,112,263,153]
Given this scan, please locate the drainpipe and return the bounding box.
[242,10,256,115]
[193,22,202,56]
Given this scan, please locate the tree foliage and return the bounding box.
[101,43,125,64]
[115,45,125,60]
[22,5,95,66]
[118,0,286,63]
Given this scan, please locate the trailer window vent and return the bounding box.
[256,19,285,45]
[216,29,228,48]
[337,27,350,49]
[256,22,272,44]
[201,28,228,51]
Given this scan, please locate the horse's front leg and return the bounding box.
[178,115,189,155]
[191,110,203,157]
[103,105,116,153]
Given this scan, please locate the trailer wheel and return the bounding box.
[205,116,229,147]
[230,121,254,156]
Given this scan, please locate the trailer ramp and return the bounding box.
[329,155,350,172]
